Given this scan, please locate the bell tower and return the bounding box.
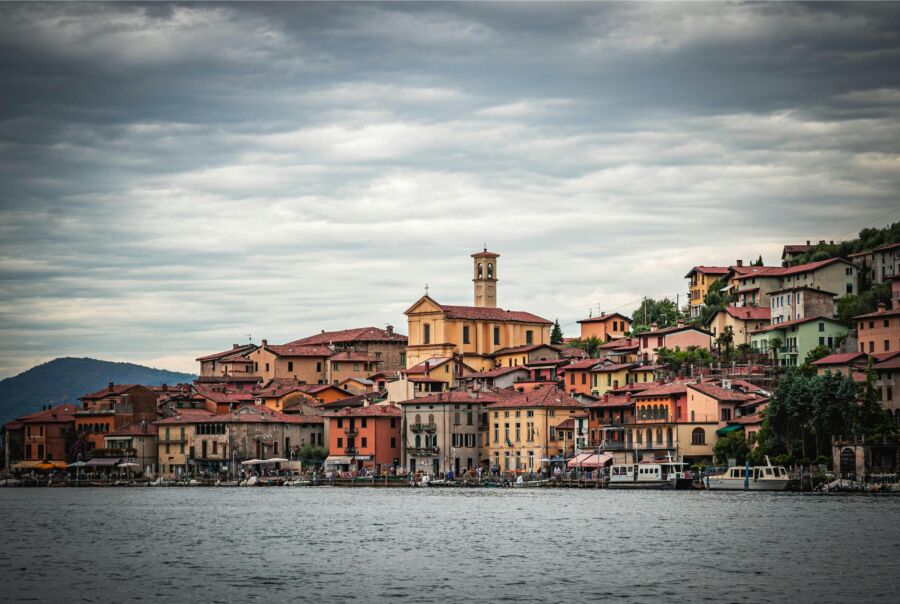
[472,248,499,308]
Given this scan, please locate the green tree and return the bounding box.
[752,255,764,266]
[835,282,892,322]
[565,336,602,358]
[550,319,564,345]
[299,444,328,464]
[802,344,832,371]
[767,337,782,364]
[714,432,751,465]
[631,298,682,331]
[656,345,713,373]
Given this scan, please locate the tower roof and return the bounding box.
[471,249,499,258]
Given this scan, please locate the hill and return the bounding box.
[0,357,195,426]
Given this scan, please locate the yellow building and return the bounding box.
[590,363,634,396]
[405,250,552,371]
[247,340,331,384]
[704,306,771,347]
[485,385,585,473]
[685,266,729,319]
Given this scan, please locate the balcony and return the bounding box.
[410,423,437,433]
[407,446,439,457]
[345,447,358,455]
[344,428,359,437]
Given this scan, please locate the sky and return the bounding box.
[1,2,899,378]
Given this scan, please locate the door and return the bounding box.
[840,448,856,478]
[201,440,207,459]
[455,457,460,476]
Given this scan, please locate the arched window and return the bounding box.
[656,428,663,445]
[415,434,421,448]
[646,428,652,446]
[415,414,421,424]
[692,428,705,445]
[428,414,435,425]
[477,263,483,278]
[636,430,642,444]
[487,263,493,279]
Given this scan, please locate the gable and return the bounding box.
[404,295,444,316]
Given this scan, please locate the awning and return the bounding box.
[716,424,744,436]
[13,460,43,469]
[86,458,120,467]
[325,456,354,465]
[567,453,613,469]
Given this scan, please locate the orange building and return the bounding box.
[248,341,332,383]
[855,302,900,355]
[76,383,158,451]
[17,403,78,462]
[325,405,401,474]
[577,312,632,341]
[586,394,634,449]
[564,358,601,396]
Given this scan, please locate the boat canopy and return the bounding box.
[566,453,613,469]
[716,424,743,436]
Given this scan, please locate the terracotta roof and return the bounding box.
[590,362,636,373]
[873,241,900,253]
[687,382,756,402]
[565,358,602,371]
[736,257,850,280]
[608,382,659,394]
[471,250,500,258]
[491,344,560,356]
[685,266,730,278]
[196,344,257,362]
[768,285,838,297]
[853,306,900,320]
[640,325,713,337]
[286,327,407,346]
[107,422,158,436]
[263,343,333,358]
[873,351,900,362]
[326,404,401,417]
[752,315,845,333]
[811,352,869,366]
[599,337,638,350]
[277,413,324,424]
[80,383,143,401]
[632,382,688,398]
[156,405,308,425]
[874,356,900,370]
[629,365,661,373]
[404,357,453,374]
[484,385,584,410]
[577,312,631,324]
[17,403,79,424]
[729,413,763,426]
[559,347,588,359]
[466,366,531,379]
[438,304,552,324]
[398,390,508,405]
[782,244,810,255]
[588,394,633,408]
[193,386,256,404]
[318,392,384,408]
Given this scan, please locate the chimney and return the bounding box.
[386,325,394,335]
[806,240,810,246]
[651,322,658,331]
[676,319,685,327]
[261,339,268,346]
[321,330,325,334]
[108,381,114,390]
[736,259,743,267]
[877,303,886,314]
[233,344,239,349]
[162,383,167,391]
[600,311,605,317]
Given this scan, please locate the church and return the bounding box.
[404,249,552,371]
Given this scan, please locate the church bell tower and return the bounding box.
[472,248,499,308]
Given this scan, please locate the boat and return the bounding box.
[608,459,693,490]
[215,480,239,487]
[704,457,790,491]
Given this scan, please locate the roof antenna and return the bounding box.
[246,334,252,344]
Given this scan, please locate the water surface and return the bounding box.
[1,488,897,603]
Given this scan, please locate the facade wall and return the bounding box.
[22,421,71,461]
[328,415,401,470]
[579,317,631,341]
[857,312,900,355]
[486,407,583,472]
[873,247,900,284]
[249,348,328,384]
[783,262,857,298]
[591,368,630,396]
[401,403,482,474]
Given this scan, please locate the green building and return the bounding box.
[751,316,849,367]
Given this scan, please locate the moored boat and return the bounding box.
[608,460,693,489]
[704,458,790,491]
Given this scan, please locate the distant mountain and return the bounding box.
[0,357,196,426]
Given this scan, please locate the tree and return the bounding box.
[803,344,832,370]
[656,345,713,373]
[550,319,564,345]
[836,282,892,322]
[631,298,682,331]
[767,337,782,364]
[714,432,751,465]
[565,336,602,358]
[299,444,328,464]
[752,255,764,266]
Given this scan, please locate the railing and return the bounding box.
[345,447,358,455]
[412,423,437,433]
[159,438,188,444]
[407,446,439,456]
[344,429,359,437]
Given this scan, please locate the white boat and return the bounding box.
[705,458,790,491]
[608,460,693,490]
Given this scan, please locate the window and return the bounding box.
[361,418,367,428]
[353,363,359,372]
[570,373,575,385]
[337,418,343,429]
[885,320,891,328]
[526,330,534,345]
[390,437,396,448]
[265,363,270,372]
[493,327,500,346]
[581,373,586,385]
[493,424,499,442]
[390,418,396,428]
[463,326,470,345]
[515,424,521,441]
[819,337,825,346]
[316,361,322,372]
[721,408,731,422]
[287,361,293,372]
[885,340,891,351]
[333,362,340,371]
[691,428,705,445]
[361,437,368,448]
[454,412,461,426]
[847,283,853,294]
[818,322,825,332]
[423,324,431,344]
[337,437,343,448]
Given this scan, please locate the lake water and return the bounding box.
[1,488,898,603]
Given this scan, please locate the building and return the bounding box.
[397,390,494,476]
[325,404,401,474]
[769,286,836,325]
[577,312,632,341]
[76,383,158,452]
[731,258,857,309]
[636,321,713,363]
[463,366,532,390]
[855,302,900,355]
[247,341,332,383]
[326,351,382,386]
[4,403,78,467]
[597,337,639,363]
[873,354,900,421]
[751,316,850,367]
[287,326,408,372]
[872,242,900,284]
[686,266,730,318]
[490,343,560,368]
[782,243,812,266]
[155,405,311,479]
[705,306,770,346]
[404,250,552,371]
[590,363,636,396]
[485,385,585,474]
[103,421,158,474]
[196,344,257,377]
[811,352,870,377]
[586,394,634,454]
[563,358,601,396]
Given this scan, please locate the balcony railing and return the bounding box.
[344,429,359,437]
[410,423,437,433]
[407,446,439,457]
[345,447,358,455]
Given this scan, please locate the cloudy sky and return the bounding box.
[1,2,899,378]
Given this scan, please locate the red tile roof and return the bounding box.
[196,344,257,362]
[768,285,838,296]
[404,357,453,374]
[264,343,333,358]
[632,382,688,398]
[588,394,633,408]
[17,403,79,424]
[156,405,309,425]
[729,413,763,426]
[641,324,712,337]
[687,382,756,402]
[853,306,900,320]
[577,312,632,324]
[107,422,158,436]
[565,358,602,371]
[326,404,401,417]
[471,250,500,258]
[484,385,584,410]
[398,390,507,405]
[80,383,143,401]
[286,326,407,346]
[491,344,560,356]
[591,362,635,373]
[685,266,730,278]
[328,351,381,362]
[438,304,552,324]
[811,352,869,366]
[751,314,844,333]
[735,257,849,280]
[559,347,588,359]
[874,355,900,370]
[782,244,810,255]
[193,386,256,404]
[598,337,638,350]
[874,241,900,253]
[466,366,531,379]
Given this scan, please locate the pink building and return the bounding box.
[637,321,713,362]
